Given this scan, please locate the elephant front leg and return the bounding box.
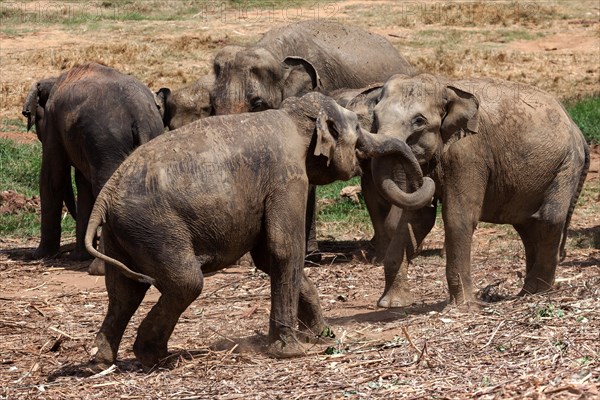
[264,184,307,358]
[378,205,436,308]
[34,145,69,259]
[304,184,321,262]
[442,179,484,307]
[361,171,393,262]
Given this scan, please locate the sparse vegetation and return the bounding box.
[0,1,598,399]
[568,96,600,144]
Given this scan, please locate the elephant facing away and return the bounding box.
[84,93,420,368]
[155,75,214,130]
[341,74,589,308]
[30,63,164,263]
[210,19,415,258]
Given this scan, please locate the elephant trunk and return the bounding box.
[22,84,38,132]
[358,129,435,210]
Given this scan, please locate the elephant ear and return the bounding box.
[347,83,383,131]
[440,85,479,143]
[155,88,170,126]
[282,56,322,99]
[314,109,338,166]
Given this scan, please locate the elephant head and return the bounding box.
[155,75,214,130]
[369,74,480,209]
[22,78,57,138]
[210,46,321,115]
[282,93,423,187]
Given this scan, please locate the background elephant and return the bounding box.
[84,92,416,368]
[22,77,78,221]
[30,63,164,265]
[356,74,589,308]
[155,75,214,130]
[210,19,415,258]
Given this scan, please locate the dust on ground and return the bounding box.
[1,1,599,398]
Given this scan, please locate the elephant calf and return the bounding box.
[84,93,415,368]
[340,74,589,308]
[25,63,164,264]
[155,75,213,130]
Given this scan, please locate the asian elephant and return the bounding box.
[22,77,78,220]
[155,75,214,130]
[210,19,415,258]
[342,74,589,308]
[30,63,164,264]
[84,92,418,368]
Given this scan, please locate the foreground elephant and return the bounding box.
[344,74,589,307]
[30,63,164,262]
[211,19,414,257]
[84,93,418,368]
[155,75,213,130]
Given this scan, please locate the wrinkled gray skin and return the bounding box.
[211,20,414,258]
[29,63,164,266]
[84,93,419,368]
[22,77,78,219]
[345,74,589,308]
[155,75,214,130]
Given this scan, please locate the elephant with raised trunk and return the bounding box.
[84,93,417,368]
[340,74,589,308]
[28,63,164,264]
[210,19,415,258]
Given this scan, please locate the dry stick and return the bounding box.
[481,319,506,349]
[49,326,75,340]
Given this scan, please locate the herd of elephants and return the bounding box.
[20,20,590,369]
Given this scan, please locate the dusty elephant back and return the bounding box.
[258,20,414,89]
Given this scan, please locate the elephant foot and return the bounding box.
[266,337,306,359]
[88,258,106,276]
[298,324,335,344]
[517,280,553,297]
[68,247,93,261]
[31,246,59,260]
[445,297,483,312]
[90,332,116,369]
[377,286,413,308]
[133,339,168,368]
[305,240,321,263]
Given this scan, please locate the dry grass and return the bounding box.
[0,1,599,398]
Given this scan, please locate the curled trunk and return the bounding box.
[357,130,435,210]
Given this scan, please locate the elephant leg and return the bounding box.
[361,172,392,261]
[69,170,94,261]
[252,242,328,344]
[442,186,486,306]
[34,140,69,259]
[260,184,307,357]
[378,205,436,308]
[514,221,562,296]
[92,233,149,368]
[133,251,204,367]
[305,184,321,262]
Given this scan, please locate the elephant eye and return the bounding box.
[412,115,427,127]
[250,97,267,112]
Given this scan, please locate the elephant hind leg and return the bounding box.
[70,170,94,261]
[93,235,149,368]
[133,252,204,367]
[514,221,562,296]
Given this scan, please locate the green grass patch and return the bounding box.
[567,96,600,144]
[317,177,372,237]
[1,118,28,133]
[0,138,75,238]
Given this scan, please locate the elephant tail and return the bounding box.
[559,141,590,261]
[85,187,156,286]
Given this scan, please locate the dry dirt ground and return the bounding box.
[1,1,599,399]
